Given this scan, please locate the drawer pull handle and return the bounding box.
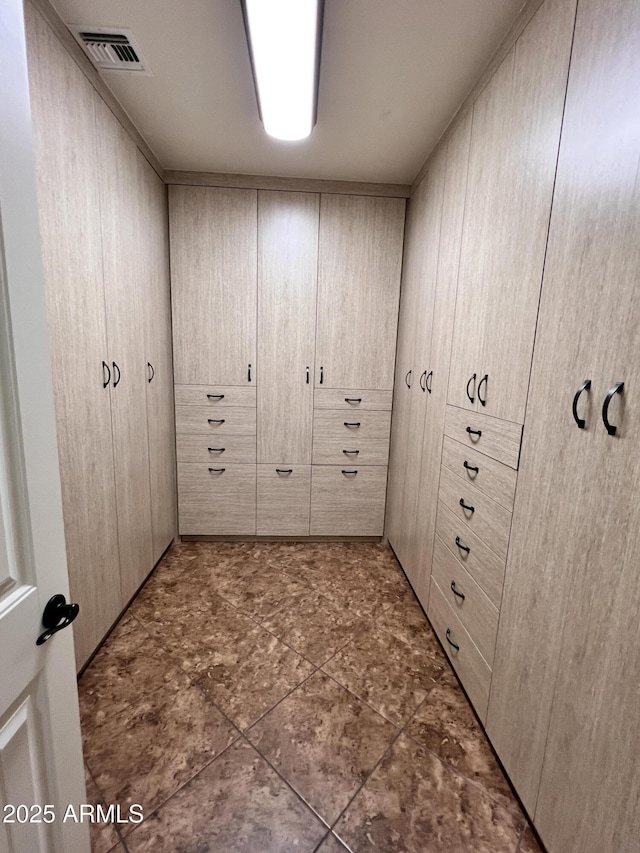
[320,365,324,384]
[276,468,293,474]
[147,362,155,383]
[463,460,479,474]
[477,373,488,407]
[102,360,111,388]
[208,447,225,453]
[419,370,427,392]
[343,449,359,455]
[602,381,624,436]
[466,373,476,404]
[450,580,465,601]
[344,422,361,428]
[345,397,362,404]
[207,393,225,400]
[248,363,252,382]
[306,366,310,384]
[426,370,433,394]
[459,499,475,514]
[208,418,226,425]
[571,379,591,429]
[455,536,470,554]
[208,468,225,473]
[445,628,460,652]
[112,361,121,387]
[466,426,482,439]
[342,469,358,476]
[405,369,412,389]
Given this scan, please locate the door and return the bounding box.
[0,2,88,850]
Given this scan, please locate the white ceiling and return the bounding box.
[50,0,525,184]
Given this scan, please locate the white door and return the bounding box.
[0,2,89,852]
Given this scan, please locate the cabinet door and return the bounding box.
[257,191,318,464]
[139,154,177,565]
[489,1,640,849]
[315,195,405,390]
[26,10,121,669]
[170,186,257,386]
[96,99,153,603]
[449,0,575,423]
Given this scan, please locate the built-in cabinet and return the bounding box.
[170,186,404,536]
[25,2,176,669]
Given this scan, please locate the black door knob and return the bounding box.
[36,594,79,646]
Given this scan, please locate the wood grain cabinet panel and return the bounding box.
[175,405,257,435]
[444,406,522,469]
[174,385,257,408]
[441,436,517,511]
[310,466,387,536]
[315,195,405,390]
[177,464,256,535]
[257,465,311,535]
[169,186,257,386]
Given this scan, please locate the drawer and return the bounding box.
[435,502,506,608]
[257,465,311,536]
[310,465,387,536]
[175,405,256,435]
[444,406,522,469]
[441,436,517,511]
[428,578,492,724]
[438,466,512,561]
[174,385,256,408]
[176,434,256,465]
[313,389,393,411]
[313,409,390,465]
[432,535,499,667]
[177,463,256,535]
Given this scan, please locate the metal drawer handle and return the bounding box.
[112,361,121,387]
[450,580,465,601]
[344,422,361,428]
[445,628,460,652]
[306,366,310,384]
[459,498,475,514]
[419,370,427,392]
[147,362,155,383]
[208,447,225,453]
[571,379,591,429]
[248,363,252,382]
[463,460,479,474]
[342,469,358,476]
[207,393,225,400]
[102,360,111,388]
[405,369,412,389]
[343,449,359,455]
[345,397,362,404]
[276,468,293,474]
[466,373,476,403]
[426,370,433,394]
[602,381,624,436]
[208,468,225,473]
[208,418,226,425]
[477,374,488,406]
[320,365,324,384]
[455,536,470,554]
[466,426,482,438]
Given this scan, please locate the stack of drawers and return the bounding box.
[310,389,392,536]
[428,405,523,722]
[175,385,257,534]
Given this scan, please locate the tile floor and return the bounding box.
[79,541,544,853]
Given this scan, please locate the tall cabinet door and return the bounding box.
[26,7,121,669]
[315,195,405,390]
[448,0,575,422]
[257,191,319,464]
[96,99,153,603]
[139,154,177,564]
[489,0,640,848]
[170,186,258,386]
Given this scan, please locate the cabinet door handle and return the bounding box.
[466,373,476,403]
[459,498,475,514]
[306,366,310,384]
[450,580,465,601]
[466,426,482,438]
[102,361,111,388]
[112,361,121,387]
[426,370,433,394]
[343,449,359,455]
[276,468,293,474]
[405,369,412,389]
[341,469,358,475]
[419,370,427,392]
[320,366,324,384]
[207,393,225,400]
[208,418,226,425]
[344,422,361,428]
[208,467,225,473]
[602,381,624,436]
[477,374,488,406]
[463,460,479,474]
[345,397,362,404]
[248,363,252,382]
[455,536,470,554]
[445,628,460,652]
[207,447,225,453]
[147,362,155,383]
[571,379,591,429]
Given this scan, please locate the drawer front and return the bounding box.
[176,434,256,465]
[177,463,256,535]
[257,465,311,536]
[312,435,390,466]
[174,385,257,408]
[175,405,257,435]
[428,578,492,723]
[310,465,387,536]
[432,535,499,667]
[435,502,506,608]
[445,406,522,469]
[313,410,391,441]
[441,436,517,511]
[313,389,393,411]
[438,466,512,561]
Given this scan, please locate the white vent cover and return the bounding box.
[69,26,151,74]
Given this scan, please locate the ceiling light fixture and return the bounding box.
[241,0,324,141]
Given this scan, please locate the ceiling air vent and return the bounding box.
[69,26,151,74]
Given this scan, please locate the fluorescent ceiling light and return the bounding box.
[242,0,323,141]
